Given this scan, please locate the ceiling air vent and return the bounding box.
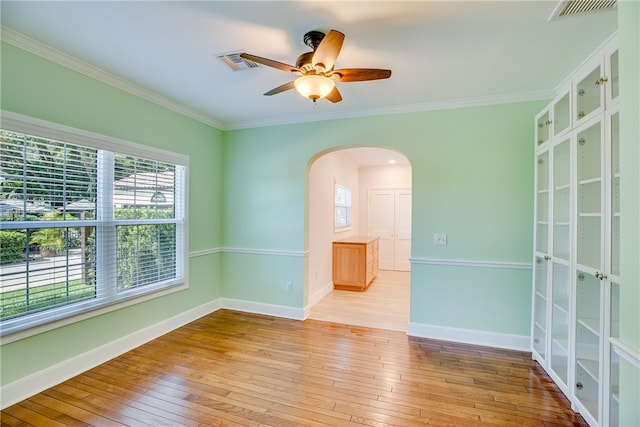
[216,51,258,71]
[549,0,617,21]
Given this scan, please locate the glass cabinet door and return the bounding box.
[536,151,550,254]
[576,119,603,270]
[576,62,604,124]
[607,48,619,105]
[533,256,549,359]
[553,91,571,137]
[553,137,571,260]
[550,262,570,386]
[609,111,620,277]
[608,281,620,426]
[536,109,551,147]
[575,270,602,422]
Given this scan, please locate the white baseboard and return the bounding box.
[1,299,223,409]
[221,298,306,321]
[307,281,334,308]
[407,322,530,352]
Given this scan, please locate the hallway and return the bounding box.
[308,270,410,332]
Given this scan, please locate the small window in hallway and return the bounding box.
[334,184,351,229]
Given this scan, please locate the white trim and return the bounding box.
[1,110,189,166]
[189,248,223,258]
[307,281,334,308]
[410,257,532,270]
[611,338,640,369]
[407,322,530,351]
[225,90,555,130]
[1,25,555,132]
[0,26,224,130]
[0,299,223,409]
[221,298,305,321]
[222,247,309,257]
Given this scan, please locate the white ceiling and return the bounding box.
[1,1,617,133]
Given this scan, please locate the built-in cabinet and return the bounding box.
[332,236,379,291]
[532,36,620,427]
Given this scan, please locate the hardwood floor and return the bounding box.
[309,270,411,332]
[2,310,587,426]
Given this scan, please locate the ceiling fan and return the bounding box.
[240,30,392,103]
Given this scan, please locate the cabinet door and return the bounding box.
[532,256,549,360]
[536,108,552,147]
[536,151,550,254]
[553,91,572,138]
[607,281,620,426]
[605,45,619,107]
[553,137,571,260]
[550,262,570,388]
[332,244,365,287]
[575,270,602,424]
[575,58,605,126]
[576,118,604,270]
[608,110,620,277]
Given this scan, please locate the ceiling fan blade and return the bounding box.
[263,81,296,96]
[331,68,392,82]
[240,53,301,74]
[325,86,343,103]
[312,30,344,71]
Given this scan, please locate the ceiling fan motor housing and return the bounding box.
[303,30,326,50]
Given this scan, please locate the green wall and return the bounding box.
[223,102,543,336]
[0,42,224,385]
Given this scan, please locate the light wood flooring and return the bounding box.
[309,270,410,332]
[1,309,588,426]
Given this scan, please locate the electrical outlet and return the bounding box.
[286,281,293,292]
[434,233,447,246]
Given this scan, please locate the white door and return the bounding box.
[369,188,412,271]
[394,189,412,271]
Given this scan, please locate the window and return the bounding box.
[0,112,187,337]
[334,184,352,229]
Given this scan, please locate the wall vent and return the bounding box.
[216,52,258,71]
[549,0,617,21]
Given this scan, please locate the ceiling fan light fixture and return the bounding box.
[294,75,335,101]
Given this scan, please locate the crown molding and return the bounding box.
[222,90,555,130]
[1,25,225,130]
[2,25,555,132]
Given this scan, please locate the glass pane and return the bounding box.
[536,110,550,146]
[610,112,620,276]
[575,269,601,420]
[0,130,97,222]
[609,348,619,427]
[116,224,176,291]
[114,155,176,219]
[576,65,602,121]
[550,263,570,385]
[553,92,571,136]
[610,281,620,339]
[533,257,548,358]
[576,122,602,269]
[0,227,96,320]
[610,50,619,101]
[536,152,550,253]
[553,139,571,260]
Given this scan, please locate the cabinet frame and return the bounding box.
[532,35,619,427]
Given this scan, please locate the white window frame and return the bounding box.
[0,111,189,342]
[334,183,352,230]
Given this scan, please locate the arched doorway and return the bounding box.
[304,147,412,331]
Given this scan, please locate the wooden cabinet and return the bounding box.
[332,237,379,291]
